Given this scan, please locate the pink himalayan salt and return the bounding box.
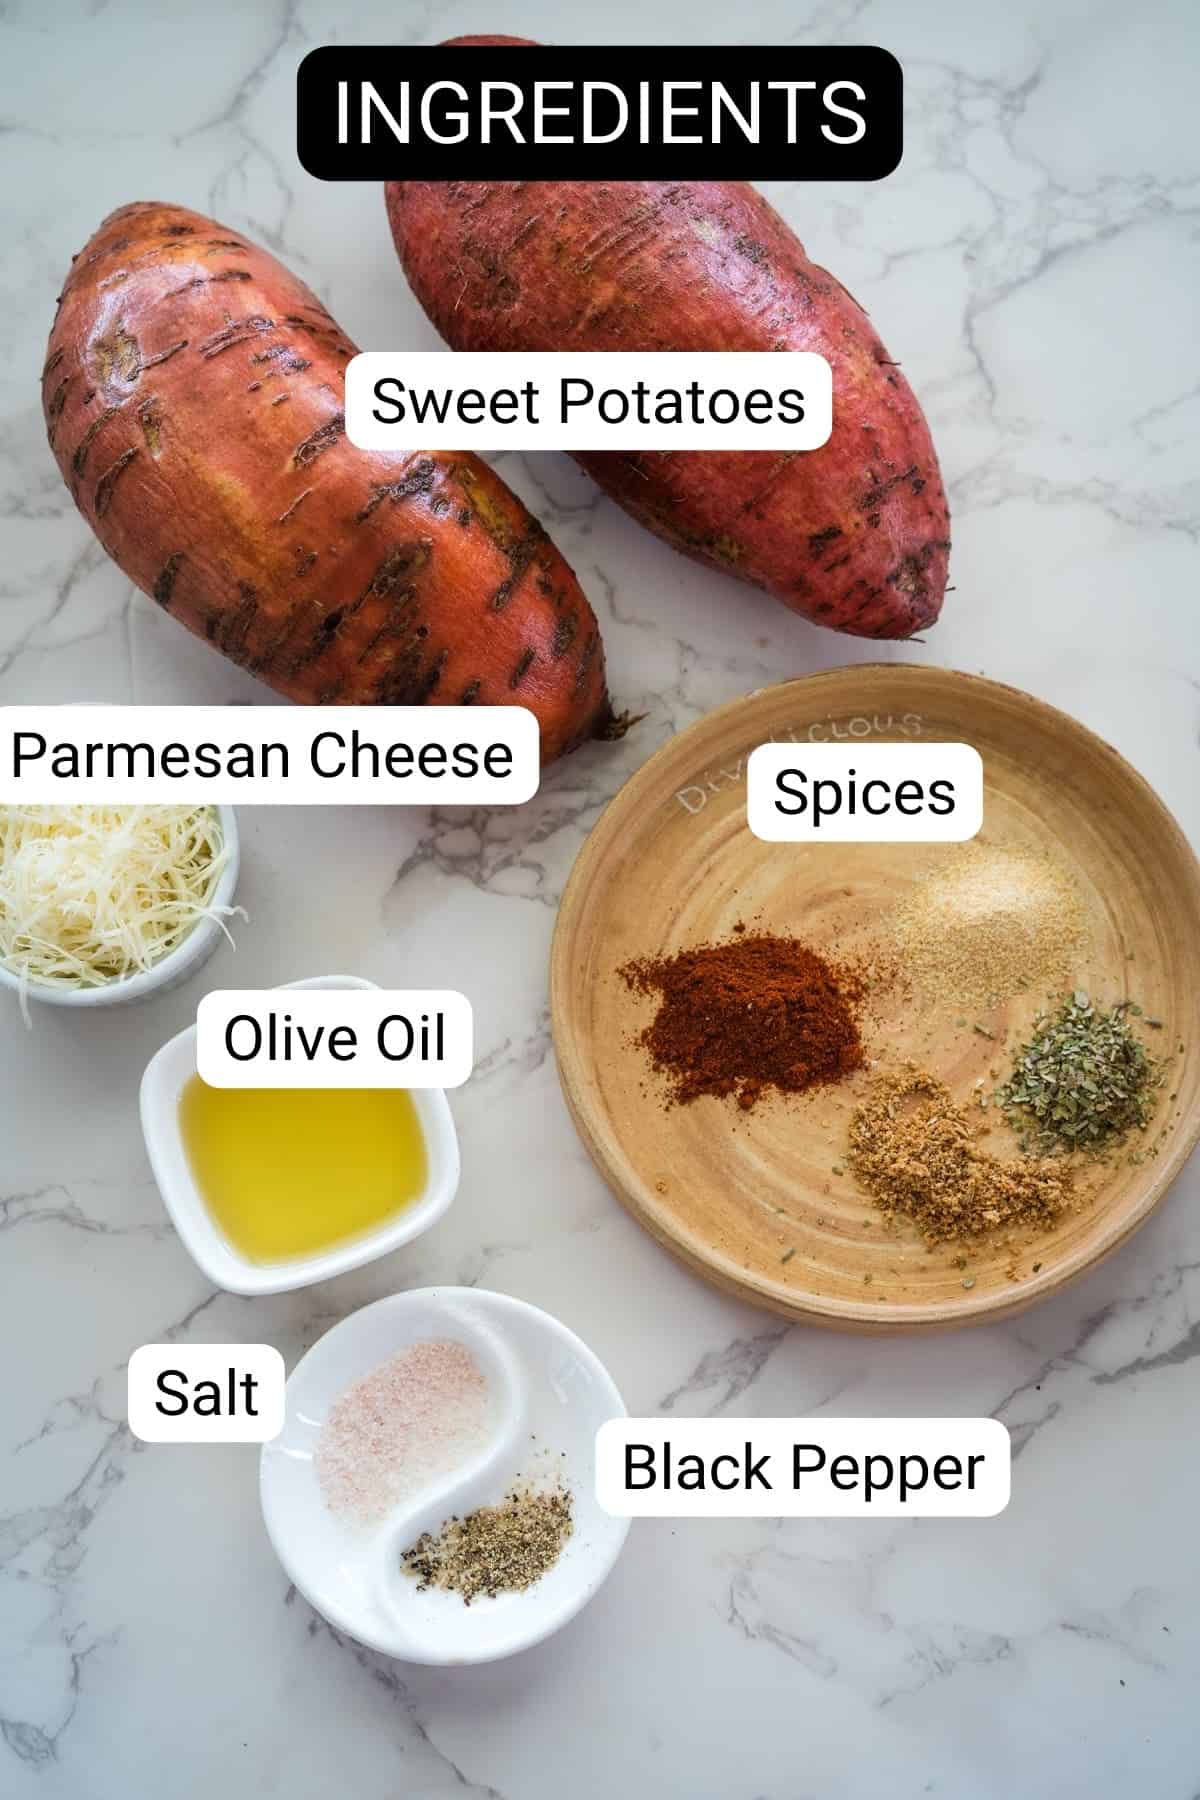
[316,1338,492,1527]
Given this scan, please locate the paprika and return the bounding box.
[620,931,864,1110]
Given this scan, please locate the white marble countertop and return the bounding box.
[3,1,1199,1794]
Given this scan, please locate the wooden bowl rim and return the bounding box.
[550,665,1200,1332]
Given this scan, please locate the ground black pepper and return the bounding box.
[401,1482,573,1606]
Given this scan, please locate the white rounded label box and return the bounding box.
[196,988,473,1088]
[128,1345,285,1443]
[346,350,833,453]
[747,741,983,842]
[0,704,539,805]
[595,1418,1011,1517]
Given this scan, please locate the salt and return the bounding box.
[316,1339,493,1527]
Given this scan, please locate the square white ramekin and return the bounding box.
[139,974,460,1294]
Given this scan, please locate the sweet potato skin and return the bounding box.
[42,202,610,761]
[386,67,950,637]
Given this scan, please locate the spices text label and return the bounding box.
[196,989,474,1089]
[596,1418,1010,1516]
[748,741,983,841]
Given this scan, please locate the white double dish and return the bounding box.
[260,1288,630,1664]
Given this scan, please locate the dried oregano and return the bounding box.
[997,992,1163,1157]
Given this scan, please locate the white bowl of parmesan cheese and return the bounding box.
[0,802,241,1015]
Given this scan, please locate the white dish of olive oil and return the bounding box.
[140,975,459,1294]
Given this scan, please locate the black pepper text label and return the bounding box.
[596,1419,1011,1516]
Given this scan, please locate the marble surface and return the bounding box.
[3,0,1199,1794]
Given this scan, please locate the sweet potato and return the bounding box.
[385,40,950,638]
[42,201,611,761]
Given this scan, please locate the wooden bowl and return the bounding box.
[550,667,1200,1331]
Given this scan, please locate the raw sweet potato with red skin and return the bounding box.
[385,39,950,638]
[42,201,611,762]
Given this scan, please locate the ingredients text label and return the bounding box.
[747,741,983,841]
[0,706,538,805]
[596,1419,1010,1517]
[196,989,474,1089]
[297,46,902,181]
[347,352,833,454]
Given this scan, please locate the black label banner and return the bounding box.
[297,45,902,181]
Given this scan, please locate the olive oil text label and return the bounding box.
[197,989,473,1089]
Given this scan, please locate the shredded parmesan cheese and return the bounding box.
[0,804,237,1009]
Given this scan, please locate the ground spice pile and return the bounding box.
[892,842,1085,1008]
[621,932,864,1111]
[998,991,1164,1156]
[847,1066,1073,1243]
[401,1482,573,1605]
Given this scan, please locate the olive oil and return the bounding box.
[178,1077,427,1263]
